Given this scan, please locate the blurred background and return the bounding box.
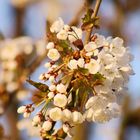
[0,0,140,140]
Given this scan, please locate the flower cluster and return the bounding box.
[18,18,133,139]
[0,37,44,92]
[0,37,46,113]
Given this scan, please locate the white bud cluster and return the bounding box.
[17,104,34,118]
[50,17,82,43]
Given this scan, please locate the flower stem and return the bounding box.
[85,0,102,44]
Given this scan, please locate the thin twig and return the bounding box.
[85,0,102,44]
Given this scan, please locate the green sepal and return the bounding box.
[27,79,49,92]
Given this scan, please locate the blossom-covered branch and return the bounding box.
[17,16,133,140]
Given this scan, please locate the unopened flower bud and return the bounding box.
[17,106,26,114]
[23,112,30,118]
[49,76,55,82]
[48,92,55,99]
[49,84,56,92]
[42,121,52,131]
[46,42,54,50]
[56,83,66,93]
[44,62,51,68]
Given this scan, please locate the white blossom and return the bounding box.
[16,90,28,101]
[77,58,85,68]
[47,66,55,73]
[23,112,31,118]
[44,73,50,79]
[46,42,54,50]
[64,25,70,31]
[47,48,60,61]
[110,46,126,57]
[2,60,17,70]
[84,42,97,52]
[92,109,112,123]
[6,82,18,92]
[0,41,20,60]
[86,52,93,57]
[72,111,84,124]
[56,83,67,93]
[49,76,55,82]
[39,74,45,80]
[32,115,41,125]
[50,18,64,33]
[112,37,124,48]
[57,29,68,40]
[48,92,55,99]
[17,106,26,114]
[85,59,100,74]
[62,109,72,122]
[107,103,121,118]
[49,107,62,121]
[68,59,78,70]
[42,121,52,131]
[94,34,108,47]
[53,94,67,108]
[85,96,98,109]
[44,62,51,68]
[85,108,94,121]
[49,84,56,92]
[62,124,69,133]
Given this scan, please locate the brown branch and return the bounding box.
[6,100,21,140]
[85,0,102,44]
[14,7,25,37]
[72,122,92,140]
[118,96,140,140]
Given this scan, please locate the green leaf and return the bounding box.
[92,73,105,81]
[31,92,45,105]
[61,72,73,86]
[78,67,89,75]
[79,87,89,111]
[58,40,72,55]
[74,88,79,107]
[82,9,93,23]
[27,79,49,92]
[82,8,100,31]
[81,16,100,31]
